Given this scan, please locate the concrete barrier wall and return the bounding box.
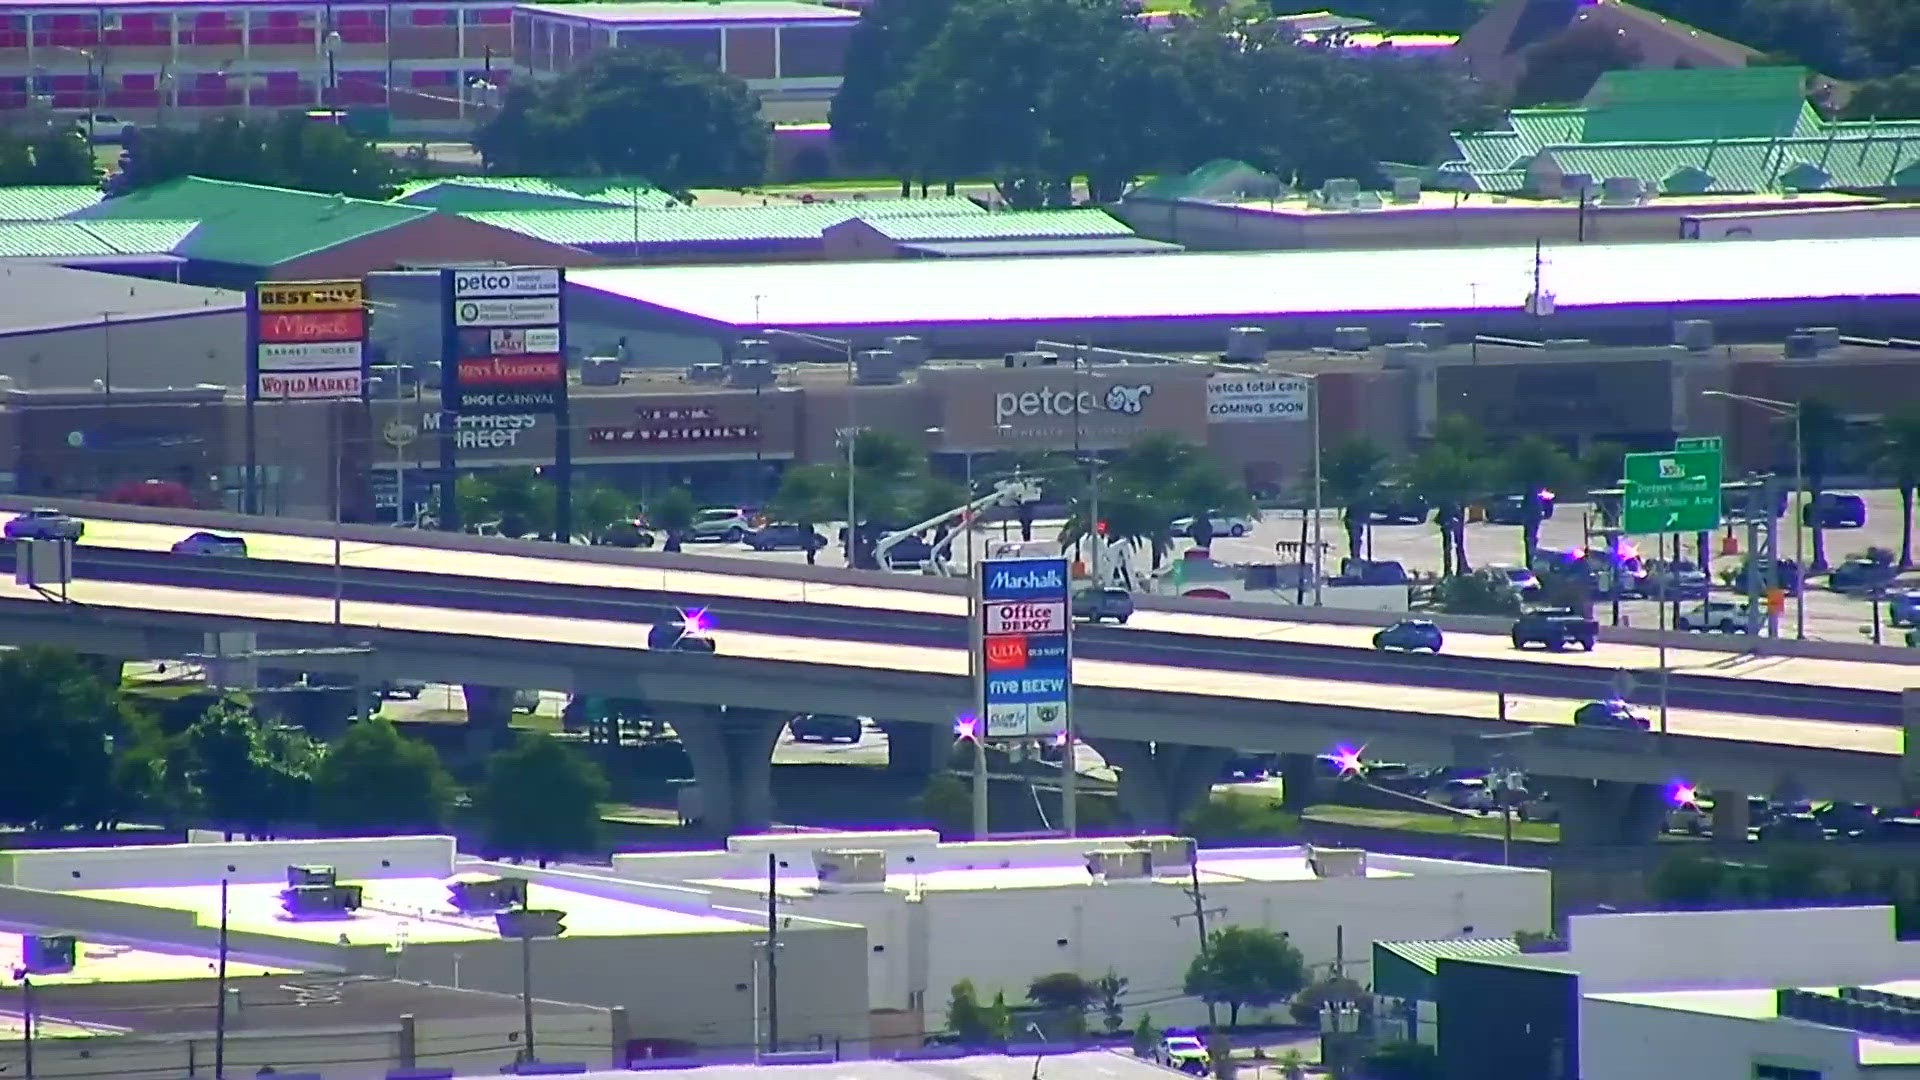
[9,493,1913,667]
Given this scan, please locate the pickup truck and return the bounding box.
[1510,608,1598,651]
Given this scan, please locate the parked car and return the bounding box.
[1677,600,1758,634]
[1172,512,1255,539]
[647,618,717,652]
[601,519,657,548]
[511,689,542,713]
[1645,560,1710,600]
[1758,812,1826,843]
[1365,485,1429,524]
[1573,700,1651,731]
[1338,558,1412,586]
[789,714,863,743]
[1803,492,1867,529]
[1873,817,1920,842]
[1510,608,1598,651]
[689,507,752,543]
[1813,801,1880,840]
[1888,591,1920,628]
[881,535,933,569]
[1219,752,1274,782]
[1426,777,1494,811]
[1072,587,1134,624]
[4,507,82,541]
[1484,492,1555,526]
[1373,619,1443,652]
[170,531,248,557]
[1491,564,1541,598]
[746,523,827,552]
[1828,557,1897,594]
[1156,1035,1210,1073]
[1518,792,1558,823]
[1666,798,1709,835]
[379,680,428,700]
[1736,558,1803,595]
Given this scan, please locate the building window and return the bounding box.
[1754,1065,1821,1080]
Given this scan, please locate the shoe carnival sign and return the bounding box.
[248,278,367,402]
[974,555,1072,740]
[440,267,566,416]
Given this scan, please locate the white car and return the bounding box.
[688,507,751,543]
[1173,513,1255,538]
[1677,600,1756,633]
[1491,564,1540,597]
[1156,1035,1209,1071]
[1427,777,1493,811]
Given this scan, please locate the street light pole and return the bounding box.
[761,327,859,566]
[1280,371,1324,604]
[1701,389,1806,639]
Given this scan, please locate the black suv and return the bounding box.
[1511,608,1598,651]
[789,714,862,743]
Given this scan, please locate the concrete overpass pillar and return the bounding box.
[1545,776,1666,847]
[1278,753,1322,812]
[673,705,787,836]
[1711,791,1750,848]
[878,721,946,777]
[462,684,516,756]
[76,653,124,689]
[1087,739,1230,833]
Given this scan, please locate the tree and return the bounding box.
[477,732,609,865]
[946,978,1010,1045]
[476,47,768,195]
[183,696,322,839]
[768,464,843,566]
[647,486,697,552]
[1361,1040,1439,1080]
[0,648,145,830]
[1027,971,1097,1036]
[1407,444,1482,575]
[829,0,960,179]
[1501,435,1577,566]
[310,718,455,835]
[1183,925,1306,1028]
[1799,398,1845,570]
[1876,405,1920,566]
[1288,976,1369,1026]
[1512,20,1646,106]
[1095,970,1129,1035]
[1844,66,1920,119]
[457,468,543,538]
[845,429,932,568]
[563,481,634,545]
[0,123,98,185]
[912,772,973,836]
[1322,437,1391,563]
[109,111,400,199]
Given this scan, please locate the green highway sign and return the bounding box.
[1675,436,1723,452]
[1623,447,1722,534]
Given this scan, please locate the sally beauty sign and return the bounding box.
[974,555,1073,739]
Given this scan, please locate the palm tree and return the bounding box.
[1502,435,1577,566]
[845,429,929,568]
[1799,398,1844,571]
[1322,437,1390,563]
[1409,444,1483,575]
[647,486,696,552]
[767,464,841,566]
[1876,405,1920,567]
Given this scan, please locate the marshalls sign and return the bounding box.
[1206,374,1310,423]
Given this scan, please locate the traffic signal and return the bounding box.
[495,907,566,939]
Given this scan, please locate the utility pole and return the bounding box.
[765,852,780,1052]
[1180,842,1222,1029]
[214,877,230,1079]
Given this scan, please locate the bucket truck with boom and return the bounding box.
[873,477,1044,575]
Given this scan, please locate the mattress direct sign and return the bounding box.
[442,267,565,415]
[976,556,1072,739]
[249,279,367,401]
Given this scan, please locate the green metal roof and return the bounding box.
[0,185,105,221]
[1379,938,1522,976]
[1539,136,1920,194]
[1128,159,1273,202]
[394,175,681,213]
[73,177,429,267]
[862,209,1132,242]
[0,219,198,258]
[465,197,986,246]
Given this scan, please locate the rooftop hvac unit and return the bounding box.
[687,362,726,384]
[1784,332,1820,359]
[728,359,776,389]
[1306,846,1366,878]
[448,875,529,915]
[1409,321,1448,349]
[1126,838,1194,874]
[1390,177,1421,204]
[1331,326,1371,352]
[1320,177,1361,206]
[1542,338,1592,352]
[883,335,930,369]
[1599,176,1645,205]
[813,848,887,892]
[288,865,337,888]
[1672,319,1714,352]
[854,349,902,385]
[1003,350,1060,369]
[1084,848,1152,881]
[23,933,76,975]
[280,883,363,919]
[734,337,774,363]
[1224,326,1268,362]
[580,356,622,386]
[1561,172,1596,199]
[1380,341,1427,366]
[1801,326,1841,353]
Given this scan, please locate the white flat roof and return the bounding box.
[0,931,291,1038]
[702,849,1413,897]
[71,877,755,944]
[568,235,1920,330]
[1592,979,1920,1067]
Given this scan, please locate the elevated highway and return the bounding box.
[0,576,1907,837]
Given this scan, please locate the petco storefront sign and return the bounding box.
[994,383,1153,425]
